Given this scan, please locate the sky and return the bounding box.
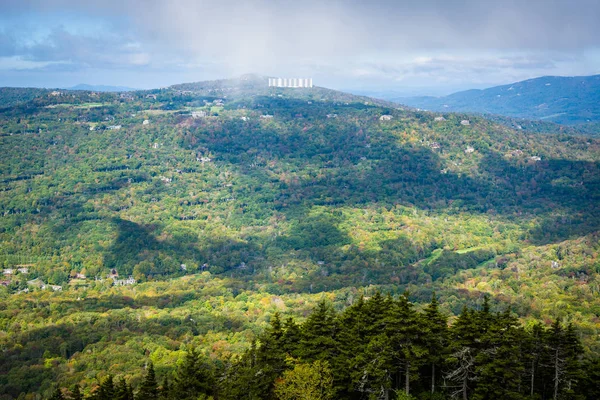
[0,0,599,95]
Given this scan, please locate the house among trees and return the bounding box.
[461,119,471,125]
[380,115,393,121]
[113,276,136,286]
[465,146,475,153]
[506,149,524,157]
[3,268,14,276]
[108,269,119,279]
[16,267,29,274]
[27,278,43,287]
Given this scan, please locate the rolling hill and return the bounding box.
[66,84,138,92]
[0,76,599,398]
[397,74,600,125]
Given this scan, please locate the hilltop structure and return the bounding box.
[268,78,313,88]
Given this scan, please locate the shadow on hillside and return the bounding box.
[190,111,599,245]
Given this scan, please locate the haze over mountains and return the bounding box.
[393,74,600,125]
[66,84,139,92]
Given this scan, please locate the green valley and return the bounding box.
[0,75,599,399]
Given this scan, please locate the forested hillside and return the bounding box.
[0,87,49,109]
[0,76,599,399]
[45,295,600,400]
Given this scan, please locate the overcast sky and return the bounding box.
[0,0,599,95]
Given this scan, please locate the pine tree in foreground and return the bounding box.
[137,362,158,400]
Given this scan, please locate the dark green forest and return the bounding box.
[0,76,599,399]
[47,295,600,400]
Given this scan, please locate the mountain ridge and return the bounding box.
[0,75,599,398]
[66,83,139,92]
[394,74,600,125]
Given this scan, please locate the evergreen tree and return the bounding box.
[299,300,339,362]
[472,309,525,400]
[362,292,389,339]
[281,316,302,358]
[562,323,584,398]
[446,307,480,400]
[268,312,284,340]
[171,348,214,399]
[523,323,546,398]
[421,292,448,395]
[69,385,83,400]
[352,334,394,400]
[579,359,600,400]
[137,362,159,400]
[220,341,266,400]
[159,377,170,400]
[48,387,65,400]
[336,295,370,397]
[544,320,586,400]
[385,293,425,396]
[115,377,133,400]
[127,383,135,400]
[91,375,115,400]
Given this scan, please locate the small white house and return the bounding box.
[113,276,136,286]
[380,115,393,121]
[460,120,470,126]
[465,146,475,153]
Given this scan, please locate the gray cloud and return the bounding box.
[0,0,599,89]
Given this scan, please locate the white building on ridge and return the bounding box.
[269,78,313,88]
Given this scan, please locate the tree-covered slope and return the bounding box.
[398,74,600,125]
[0,77,599,398]
[0,87,50,108]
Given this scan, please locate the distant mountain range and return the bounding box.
[394,75,600,125]
[66,83,138,92]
